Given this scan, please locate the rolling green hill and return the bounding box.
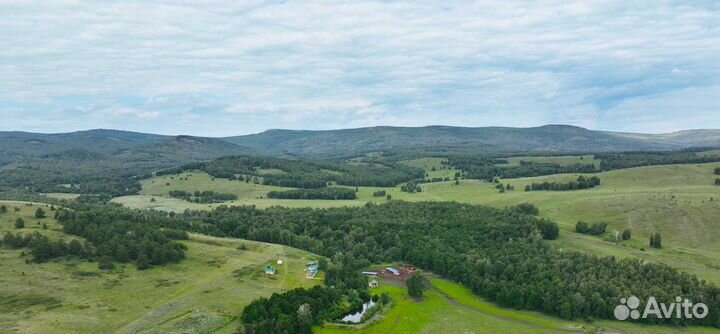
[224,125,720,158]
[0,135,254,196]
[0,201,318,334]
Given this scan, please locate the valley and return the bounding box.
[3,129,720,334]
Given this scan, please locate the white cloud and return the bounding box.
[0,0,718,135]
[105,107,160,120]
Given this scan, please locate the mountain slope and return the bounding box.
[224,125,720,158]
[0,133,255,195]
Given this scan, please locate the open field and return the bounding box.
[112,170,414,211]
[39,193,81,200]
[317,278,720,334]
[0,201,319,334]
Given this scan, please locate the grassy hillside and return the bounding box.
[224,125,720,158]
[409,162,720,284]
[0,135,254,196]
[0,201,319,334]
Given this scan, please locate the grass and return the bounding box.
[317,277,720,334]
[111,170,424,211]
[0,201,319,334]
[40,193,81,200]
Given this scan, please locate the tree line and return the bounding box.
[2,231,89,263]
[156,156,424,189]
[168,190,238,203]
[448,156,597,182]
[597,150,720,170]
[266,188,357,200]
[57,206,188,269]
[525,176,601,191]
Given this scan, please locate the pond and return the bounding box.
[339,300,376,323]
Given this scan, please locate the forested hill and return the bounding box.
[4,126,720,162]
[224,125,720,158]
[0,134,255,196]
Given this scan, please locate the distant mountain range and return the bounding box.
[224,125,720,158]
[2,125,720,164]
[0,129,253,169]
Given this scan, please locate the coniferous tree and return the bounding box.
[406,272,426,297]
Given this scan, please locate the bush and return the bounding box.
[14,218,25,229]
[98,257,115,270]
[513,202,539,215]
[650,232,662,248]
[406,272,426,297]
[588,222,608,235]
[622,229,631,240]
[35,208,46,219]
[575,221,589,234]
[575,221,607,235]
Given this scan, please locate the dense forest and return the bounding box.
[1,206,187,268]
[449,150,720,182]
[597,150,720,170]
[57,206,187,268]
[158,156,424,189]
[131,201,720,328]
[525,176,601,191]
[168,190,238,203]
[266,188,357,200]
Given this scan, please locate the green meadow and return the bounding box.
[317,278,720,334]
[0,201,319,334]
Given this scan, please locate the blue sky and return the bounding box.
[1,0,718,136]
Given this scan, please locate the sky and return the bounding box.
[1,0,719,136]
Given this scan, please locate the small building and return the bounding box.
[306,261,316,267]
[306,264,319,278]
[362,271,378,276]
[369,279,379,288]
[277,260,283,265]
[264,265,276,275]
[385,267,400,276]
